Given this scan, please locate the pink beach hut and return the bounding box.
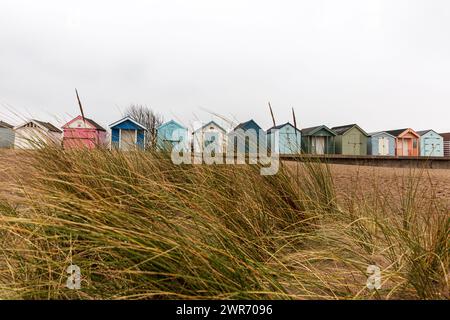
[62,115,107,149]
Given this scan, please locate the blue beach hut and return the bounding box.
[109,116,147,150]
[230,120,266,154]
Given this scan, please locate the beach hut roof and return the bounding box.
[267,122,301,133]
[109,116,147,131]
[193,120,226,133]
[63,115,106,131]
[439,132,450,140]
[367,131,396,138]
[36,120,62,133]
[301,125,336,136]
[385,128,419,137]
[0,121,13,129]
[157,119,187,131]
[385,128,408,136]
[331,124,368,136]
[416,129,440,136]
[233,119,262,131]
[14,120,62,133]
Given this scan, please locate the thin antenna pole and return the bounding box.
[292,107,298,132]
[292,107,300,193]
[268,102,276,127]
[75,88,86,122]
[292,106,300,151]
[292,107,300,151]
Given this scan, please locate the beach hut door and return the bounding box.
[315,137,325,154]
[402,139,408,156]
[378,137,389,155]
[121,130,136,150]
[424,137,439,156]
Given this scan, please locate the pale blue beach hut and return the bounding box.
[367,132,396,156]
[156,120,189,151]
[417,130,444,157]
[267,122,301,154]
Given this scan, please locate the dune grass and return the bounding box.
[0,147,448,300]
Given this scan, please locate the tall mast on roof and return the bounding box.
[292,107,298,131]
[268,101,276,127]
[75,88,86,122]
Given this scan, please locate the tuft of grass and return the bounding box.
[0,148,314,299]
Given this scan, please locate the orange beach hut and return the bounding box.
[385,128,419,156]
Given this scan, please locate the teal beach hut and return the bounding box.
[156,120,189,151]
[301,125,336,154]
[267,122,301,154]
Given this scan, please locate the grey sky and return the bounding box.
[0,0,449,132]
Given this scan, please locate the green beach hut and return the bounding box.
[331,124,369,156]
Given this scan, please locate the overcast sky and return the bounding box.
[0,0,449,132]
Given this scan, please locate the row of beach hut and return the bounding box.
[0,116,449,157]
[156,119,449,157]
